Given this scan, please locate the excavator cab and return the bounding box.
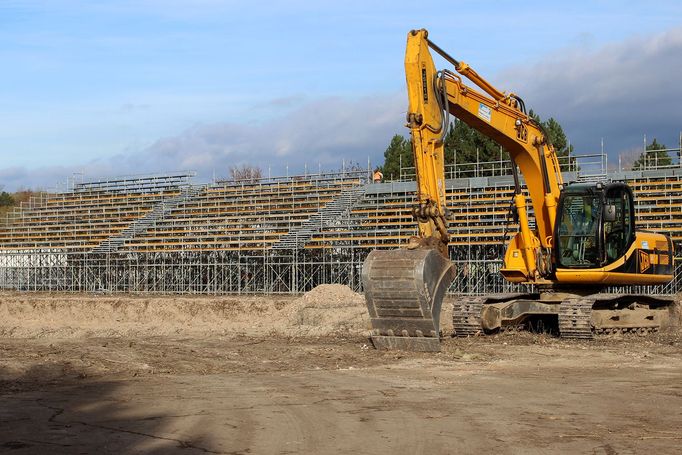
[555,182,635,269]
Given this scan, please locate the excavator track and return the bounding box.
[594,326,660,335]
[453,297,485,337]
[454,293,536,337]
[452,293,676,339]
[558,298,593,339]
[362,248,456,352]
[588,294,675,337]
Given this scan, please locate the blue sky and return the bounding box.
[1,1,681,189]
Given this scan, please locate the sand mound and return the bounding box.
[276,284,369,337]
[0,285,370,339]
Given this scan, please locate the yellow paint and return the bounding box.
[404,29,449,255]
[405,29,562,278]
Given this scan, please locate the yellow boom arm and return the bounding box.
[405,29,563,282]
[404,31,450,257]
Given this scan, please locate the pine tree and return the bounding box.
[380,134,413,180]
[444,119,500,166]
[0,192,15,207]
[529,110,574,171]
[632,138,670,170]
[380,113,574,178]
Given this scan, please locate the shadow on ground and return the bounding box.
[0,363,219,454]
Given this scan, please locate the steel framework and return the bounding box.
[2,151,682,296]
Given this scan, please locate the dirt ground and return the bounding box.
[1,288,681,454]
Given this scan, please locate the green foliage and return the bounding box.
[632,138,671,170]
[0,191,18,223]
[380,134,412,180]
[0,189,45,224]
[0,191,14,207]
[443,119,501,166]
[379,112,574,179]
[529,110,574,171]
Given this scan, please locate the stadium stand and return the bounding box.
[0,173,193,252]
[120,174,363,253]
[1,161,682,294]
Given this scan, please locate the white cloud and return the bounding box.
[499,26,682,156]
[0,93,405,190]
[7,25,681,192]
[136,94,405,177]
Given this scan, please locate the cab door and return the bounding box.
[602,184,635,265]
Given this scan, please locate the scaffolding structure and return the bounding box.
[2,147,682,295]
[0,171,371,294]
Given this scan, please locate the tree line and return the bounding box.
[0,189,45,220]
[379,113,670,178]
[632,138,671,169]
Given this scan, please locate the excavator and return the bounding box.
[362,29,676,351]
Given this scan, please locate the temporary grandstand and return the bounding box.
[2,145,682,295]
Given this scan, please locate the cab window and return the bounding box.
[557,195,601,267]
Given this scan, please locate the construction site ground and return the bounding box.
[1,287,681,454]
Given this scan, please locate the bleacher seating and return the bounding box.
[307,173,682,251]
[3,170,682,256]
[306,178,524,250]
[629,178,682,237]
[120,175,362,252]
[3,167,682,294]
[0,174,192,252]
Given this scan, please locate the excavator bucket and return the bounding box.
[362,248,456,351]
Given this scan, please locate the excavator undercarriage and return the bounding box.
[364,271,677,350]
[454,292,677,339]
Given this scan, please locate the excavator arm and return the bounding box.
[407,28,568,287]
[403,30,451,257]
[362,30,471,352]
[408,29,564,283]
[363,29,560,352]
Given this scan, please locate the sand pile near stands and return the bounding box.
[0,285,369,339]
[276,284,369,337]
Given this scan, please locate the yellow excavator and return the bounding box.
[362,29,675,351]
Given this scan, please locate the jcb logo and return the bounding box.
[639,250,651,273]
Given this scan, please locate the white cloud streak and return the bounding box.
[1,94,405,190]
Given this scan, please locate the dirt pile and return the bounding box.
[276,284,370,337]
[0,286,369,339]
